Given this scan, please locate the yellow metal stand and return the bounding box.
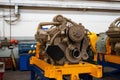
[30,56,102,80]
[30,42,102,80]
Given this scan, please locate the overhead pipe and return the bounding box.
[0,2,120,11]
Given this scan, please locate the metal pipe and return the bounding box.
[14,5,19,15]
[0,2,120,11]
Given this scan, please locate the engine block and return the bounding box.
[35,15,91,65]
[106,17,120,55]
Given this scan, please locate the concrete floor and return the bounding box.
[2,70,117,80]
[3,71,30,80]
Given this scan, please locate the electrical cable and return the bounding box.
[9,0,12,41]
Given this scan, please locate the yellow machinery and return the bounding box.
[87,17,120,79]
[30,42,102,80]
[29,15,120,80]
[88,17,120,65]
[30,15,102,80]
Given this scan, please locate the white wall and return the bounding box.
[0,0,120,37]
[0,9,120,37]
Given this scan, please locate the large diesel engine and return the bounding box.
[35,15,91,65]
[106,17,120,55]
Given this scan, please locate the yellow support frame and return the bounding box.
[30,42,102,80]
[30,56,102,80]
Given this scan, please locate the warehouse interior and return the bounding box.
[0,0,120,80]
